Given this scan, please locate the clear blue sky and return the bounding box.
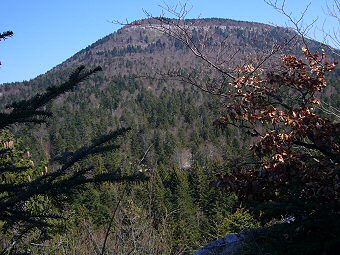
[0,0,337,84]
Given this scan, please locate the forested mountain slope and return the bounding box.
[0,18,339,254]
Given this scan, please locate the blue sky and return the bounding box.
[0,0,337,83]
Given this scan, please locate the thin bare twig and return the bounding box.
[100,189,125,255]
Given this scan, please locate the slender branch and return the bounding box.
[101,189,125,255]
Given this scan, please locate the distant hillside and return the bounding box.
[0,18,339,254]
[0,18,330,97]
[1,16,338,176]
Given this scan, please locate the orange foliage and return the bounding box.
[218,49,339,203]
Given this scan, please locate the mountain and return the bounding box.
[0,18,339,254]
[2,18,318,165]
[0,18,328,97]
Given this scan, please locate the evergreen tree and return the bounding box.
[0,32,147,253]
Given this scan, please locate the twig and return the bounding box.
[100,188,126,255]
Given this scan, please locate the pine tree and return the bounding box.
[0,31,147,253]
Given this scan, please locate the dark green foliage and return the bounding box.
[0,31,14,67]
[2,19,335,253]
[0,63,242,253]
[0,66,102,129]
[0,31,13,41]
[221,207,260,235]
[0,60,149,253]
[239,210,340,255]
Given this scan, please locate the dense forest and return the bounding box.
[0,17,339,255]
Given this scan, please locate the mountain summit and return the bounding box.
[0,17,339,254]
[1,18,323,100]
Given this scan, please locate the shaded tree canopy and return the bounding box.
[142,5,340,253]
[0,32,147,253]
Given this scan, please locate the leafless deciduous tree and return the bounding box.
[324,0,340,55]
[137,1,339,209]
